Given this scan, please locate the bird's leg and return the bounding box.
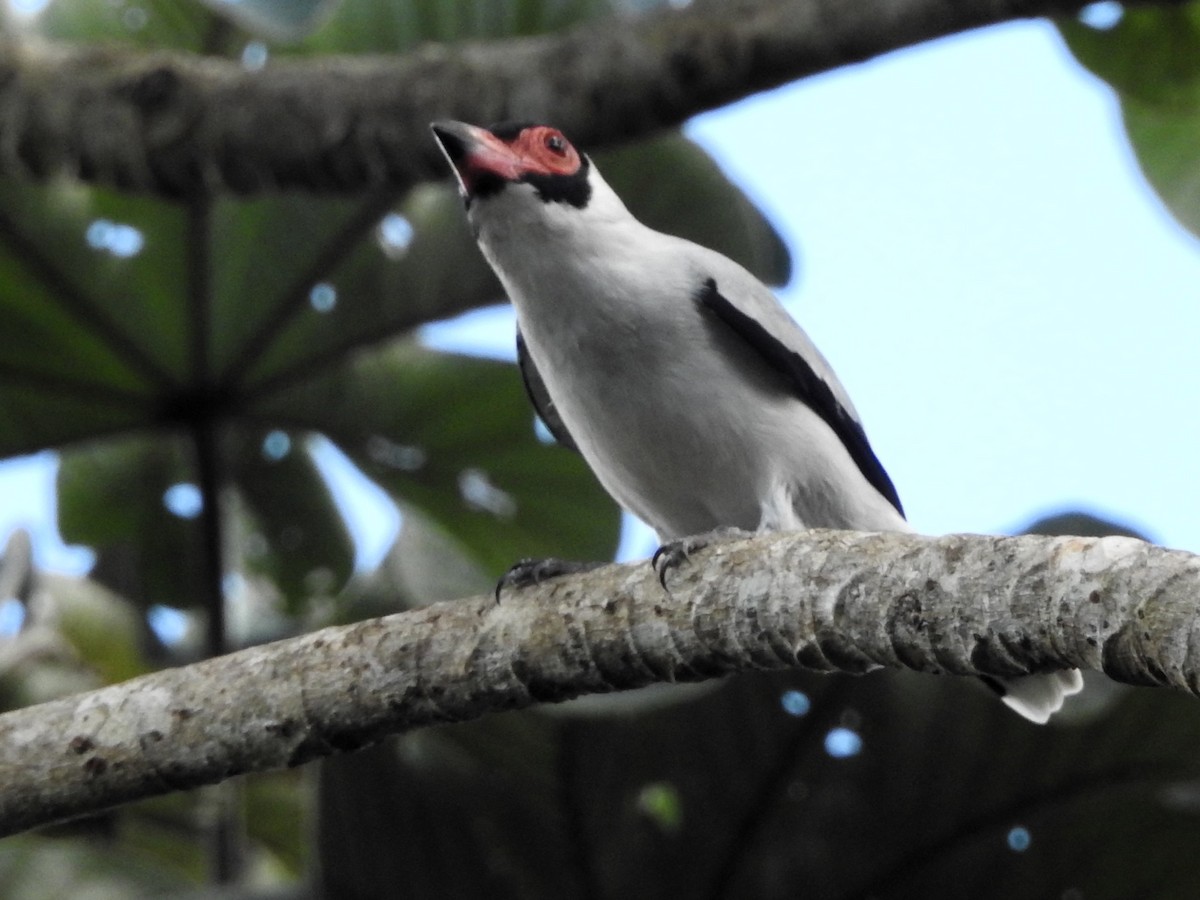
[494,557,605,602]
[651,526,754,590]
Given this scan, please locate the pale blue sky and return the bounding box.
[2,13,1198,578]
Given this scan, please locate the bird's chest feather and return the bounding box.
[482,221,776,532]
[509,264,707,432]
[513,279,772,529]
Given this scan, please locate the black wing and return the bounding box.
[695,278,904,517]
[516,329,579,453]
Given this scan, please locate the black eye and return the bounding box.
[545,133,566,154]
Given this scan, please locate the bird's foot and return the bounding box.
[495,557,603,602]
[651,527,754,590]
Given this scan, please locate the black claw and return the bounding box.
[494,557,601,602]
[650,544,669,571]
[651,537,708,591]
[495,558,534,602]
[651,527,755,591]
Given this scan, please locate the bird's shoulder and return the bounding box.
[659,239,865,426]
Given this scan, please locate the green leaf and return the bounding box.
[57,434,205,611]
[294,0,614,54]
[339,508,493,622]
[0,776,308,894]
[46,572,151,685]
[316,668,1200,899]
[0,832,192,898]
[206,193,375,382]
[196,0,342,41]
[57,429,356,615]
[35,0,219,51]
[228,430,355,612]
[0,385,148,460]
[222,186,502,392]
[8,173,618,616]
[0,180,182,456]
[253,342,621,575]
[245,770,312,877]
[1059,5,1200,239]
[385,508,494,604]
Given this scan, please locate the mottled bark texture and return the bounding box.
[0,0,1177,196]
[1,528,1197,836]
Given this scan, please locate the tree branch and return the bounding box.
[1,528,1196,837]
[0,0,1170,197]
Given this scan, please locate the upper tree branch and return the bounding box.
[0,0,1158,197]
[1,528,1197,837]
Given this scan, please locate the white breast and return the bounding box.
[473,177,907,540]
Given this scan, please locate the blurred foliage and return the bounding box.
[0,0,1197,897]
[0,0,792,893]
[317,667,1200,900]
[1059,2,1200,239]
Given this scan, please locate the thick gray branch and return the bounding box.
[0,0,1162,196]
[1,529,1197,836]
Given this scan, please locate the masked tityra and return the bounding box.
[430,119,1082,724]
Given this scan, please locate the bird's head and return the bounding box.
[430,120,592,209]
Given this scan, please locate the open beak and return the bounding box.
[430,120,524,197]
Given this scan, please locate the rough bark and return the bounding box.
[0,0,1179,197]
[1,528,1197,837]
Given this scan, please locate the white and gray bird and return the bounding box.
[430,119,1082,723]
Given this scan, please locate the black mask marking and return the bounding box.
[465,152,592,210]
[522,155,592,208]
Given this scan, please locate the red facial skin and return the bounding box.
[456,125,583,191]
